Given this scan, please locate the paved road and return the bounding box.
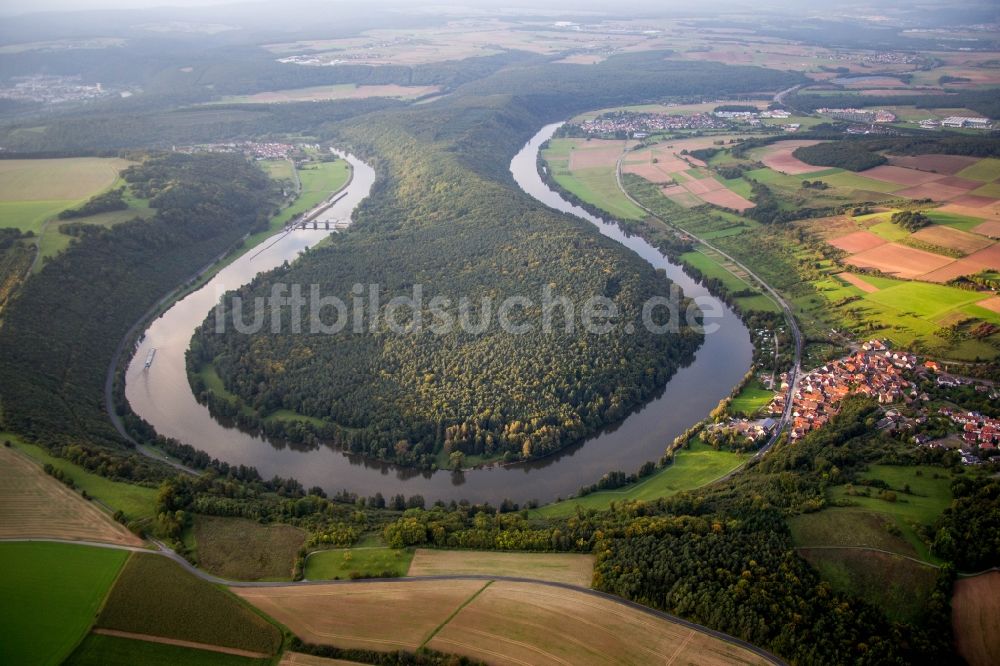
[614,154,803,458]
[1,536,786,665]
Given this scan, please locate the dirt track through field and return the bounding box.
[836,272,879,293]
[0,447,142,546]
[92,629,270,658]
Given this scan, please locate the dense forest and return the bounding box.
[192,121,703,468]
[793,141,888,172]
[0,153,279,476]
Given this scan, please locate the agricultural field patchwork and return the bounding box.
[235,579,486,651]
[238,579,771,665]
[0,442,145,545]
[427,580,772,666]
[97,554,283,655]
[0,542,128,666]
[9,437,157,521]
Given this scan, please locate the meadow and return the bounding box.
[797,548,938,624]
[0,158,130,232]
[728,378,775,416]
[829,464,955,526]
[0,542,128,666]
[191,515,306,581]
[534,440,747,518]
[97,554,283,655]
[0,441,145,545]
[407,549,595,586]
[305,546,414,580]
[66,634,271,666]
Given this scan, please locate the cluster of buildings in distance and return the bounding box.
[816,108,897,123]
[0,75,125,105]
[173,141,305,159]
[574,111,731,137]
[939,408,999,454]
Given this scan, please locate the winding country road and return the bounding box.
[2,536,787,666]
[614,152,803,457]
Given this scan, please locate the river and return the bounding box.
[124,127,753,504]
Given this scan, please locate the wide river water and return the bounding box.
[125,127,753,504]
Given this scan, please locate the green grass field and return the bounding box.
[729,378,774,416]
[305,546,414,580]
[534,440,747,518]
[96,554,282,654]
[65,634,270,666]
[817,170,905,194]
[0,542,128,666]
[925,211,991,232]
[0,158,131,232]
[542,139,645,220]
[867,219,911,242]
[789,507,921,557]
[971,181,1000,199]
[957,158,1000,183]
[239,158,351,252]
[830,465,955,526]
[865,282,992,320]
[8,435,157,521]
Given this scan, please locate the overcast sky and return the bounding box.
[0,0,243,15]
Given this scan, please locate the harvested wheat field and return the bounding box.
[861,165,944,187]
[953,572,1000,666]
[936,176,984,191]
[407,549,594,586]
[0,445,142,546]
[950,194,998,209]
[568,141,628,170]
[234,579,485,651]
[963,244,1000,271]
[888,154,979,175]
[829,230,886,254]
[837,272,879,293]
[918,259,986,284]
[756,140,825,175]
[700,188,755,211]
[238,579,771,665]
[897,181,981,202]
[846,243,954,279]
[972,220,1000,239]
[976,296,1000,314]
[911,226,994,254]
[428,581,771,666]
